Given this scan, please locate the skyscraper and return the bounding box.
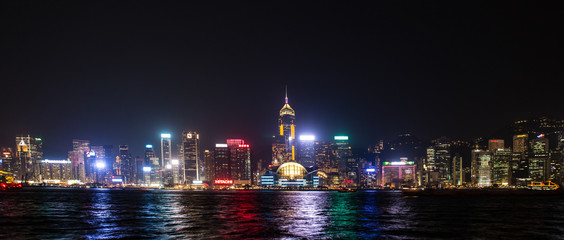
[15,135,43,182]
[118,145,133,184]
[72,139,90,182]
[298,135,316,168]
[213,143,230,182]
[160,133,173,186]
[274,87,296,163]
[182,131,200,184]
[144,144,160,185]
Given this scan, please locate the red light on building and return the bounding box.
[490,140,499,143]
[238,144,249,148]
[343,179,354,184]
[214,179,233,185]
[2,152,10,156]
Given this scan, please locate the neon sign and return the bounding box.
[334,136,349,140]
[238,144,250,148]
[383,161,414,166]
[214,179,233,185]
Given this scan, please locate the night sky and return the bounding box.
[1,1,563,159]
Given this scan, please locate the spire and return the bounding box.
[285,85,288,104]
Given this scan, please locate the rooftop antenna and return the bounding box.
[285,85,288,104]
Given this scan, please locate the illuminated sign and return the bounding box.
[146,144,153,148]
[35,138,42,141]
[42,159,71,164]
[490,140,499,143]
[187,134,192,139]
[88,151,96,157]
[215,143,228,148]
[171,159,179,165]
[516,134,527,138]
[192,180,203,184]
[214,179,233,185]
[238,144,250,148]
[334,136,349,140]
[383,161,414,166]
[143,167,151,172]
[366,168,376,172]
[2,152,11,156]
[161,133,171,138]
[68,180,81,185]
[111,178,123,183]
[165,164,172,169]
[537,134,545,138]
[299,135,315,141]
[343,179,354,184]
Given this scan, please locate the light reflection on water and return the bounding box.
[1,189,564,239]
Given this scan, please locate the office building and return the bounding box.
[182,131,200,184]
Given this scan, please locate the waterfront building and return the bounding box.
[315,141,336,174]
[273,87,296,163]
[71,139,90,182]
[334,136,357,186]
[259,161,325,187]
[144,144,160,186]
[160,133,173,186]
[492,148,512,186]
[298,135,316,168]
[89,146,108,184]
[118,145,134,184]
[529,137,549,182]
[40,159,72,184]
[451,155,463,186]
[203,149,213,182]
[1,148,14,173]
[15,135,43,182]
[471,150,492,187]
[428,138,451,186]
[381,158,416,188]
[233,143,251,186]
[182,131,200,184]
[213,143,230,184]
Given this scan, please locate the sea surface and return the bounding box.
[1,188,563,239]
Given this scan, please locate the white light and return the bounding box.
[192,180,203,184]
[161,133,171,138]
[166,164,172,169]
[299,135,315,141]
[112,178,123,183]
[215,143,228,148]
[146,144,153,148]
[171,159,179,165]
[95,161,106,169]
[42,159,71,164]
[143,167,151,172]
[334,136,349,140]
[366,168,376,172]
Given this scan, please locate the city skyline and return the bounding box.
[2,2,563,159]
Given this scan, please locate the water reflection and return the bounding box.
[1,189,564,239]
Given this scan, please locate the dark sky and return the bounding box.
[1,1,563,159]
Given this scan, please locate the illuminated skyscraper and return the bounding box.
[15,136,43,182]
[274,87,296,163]
[529,137,549,182]
[144,144,159,185]
[161,133,173,185]
[334,136,356,185]
[213,143,230,182]
[118,145,134,184]
[492,148,512,186]
[72,139,90,182]
[488,139,505,152]
[298,135,316,168]
[1,148,14,173]
[182,131,200,184]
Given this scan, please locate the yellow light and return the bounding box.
[280,125,284,136]
[291,124,295,139]
[292,146,295,160]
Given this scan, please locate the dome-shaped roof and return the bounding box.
[279,103,295,116]
[276,161,307,179]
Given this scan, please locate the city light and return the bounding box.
[161,133,171,138]
[146,144,153,148]
[383,161,414,166]
[334,136,349,140]
[143,167,151,172]
[166,164,172,169]
[215,143,228,148]
[171,159,179,165]
[41,159,71,164]
[366,168,376,172]
[95,161,106,169]
[214,179,233,185]
[299,135,315,141]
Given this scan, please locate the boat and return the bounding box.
[0,171,23,191]
[338,187,357,192]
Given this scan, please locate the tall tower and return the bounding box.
[275,86,296,163]
[182,131,200,184]
[160,133,172,185]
